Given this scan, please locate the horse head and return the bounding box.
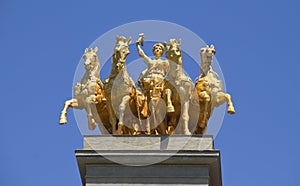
[83,47,100,75]
[200,44,215,58]
[113,36,132,72]
[200,45,216,76]
[165,39,182,64]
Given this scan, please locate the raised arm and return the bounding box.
[136,43,147,58]
[136,33,152,65]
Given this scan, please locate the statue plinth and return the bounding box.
[76,135,222,186]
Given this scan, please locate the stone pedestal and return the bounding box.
[76,135,222,186]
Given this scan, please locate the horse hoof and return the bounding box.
[88,122,96,130]
[167,126,175,135]
[88,120,96,130]
[227,106,235,114]
[117,129,123,135]
[184,130,192,135]
[117,123,123,135]
[167,106,175,113]
[88,117,96,130]
[59,117,67,124]
[133,131,141,135]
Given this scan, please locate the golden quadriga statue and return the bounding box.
[59,34,235,135]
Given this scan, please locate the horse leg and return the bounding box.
[167,114,176,135]
[151,99,158,133]
[151,98,166,135]
[182,100,191,135]
[167,125,175,135]
[164,88,175,113]
[132,122,141,135]
[85,96,97,130]
[178,84,192,135]
[59,99,78,124]
[106,100,117,134]
[216,92,235,114]
[145,117,151,135]
[117,95,131,135]
[198,125,207,135]
[197,110,208,135]
[144,94,151,135]
[224,93,235,114]
[157,117,167,135]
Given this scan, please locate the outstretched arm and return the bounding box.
[136,33,152,65]
[136,43,146,58]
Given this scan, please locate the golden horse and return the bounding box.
[103,36,148,135]
[164,39,194,135]
[59,47,109,133]
[192,45,235,134]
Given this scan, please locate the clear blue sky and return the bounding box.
[1,0,300,185]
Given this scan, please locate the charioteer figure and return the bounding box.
[136,33,175,134]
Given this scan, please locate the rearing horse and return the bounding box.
[59,47,105,131]
[193,45,235,134]
[103,36,136,135]
[164,39,194,135]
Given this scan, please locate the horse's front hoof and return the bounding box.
[59,119,67,124]
[59,116,67,124]
[132,130,141,135]
[88,117,96,130]
[183,130,192,135]
[59,112,68,124]
[117,129,123,135]
[117,123,123,135]
[166,126,175,135]
[88,122,96,130]
[227,106,235,114]
[167,105,175,113]
[144,130,151,135]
